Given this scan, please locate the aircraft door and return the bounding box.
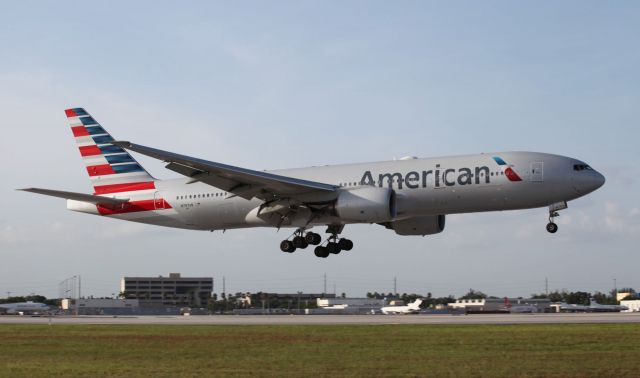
[154,191,167,209]
[530,162,543,182]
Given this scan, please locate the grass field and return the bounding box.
[1,324,639,377]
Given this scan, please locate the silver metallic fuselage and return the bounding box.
[116,151,604,231]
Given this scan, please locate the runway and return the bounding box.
[1,313,639,325]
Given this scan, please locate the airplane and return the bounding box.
[588,299,629,312]
[502,298,537,313]
[556,302,591,313]
[0,301,50,315]
[381,299,423,314]
[20,108,606,258]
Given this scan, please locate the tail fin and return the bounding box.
[409,299,423,309]
[65,108,156,194]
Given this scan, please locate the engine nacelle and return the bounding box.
[384,215,445,236]
[334,187,396,223]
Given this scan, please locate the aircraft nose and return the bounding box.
[593,171,606,190]
[573,170,605,194]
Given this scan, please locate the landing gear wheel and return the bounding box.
[314,246,329,258]
[280,240,296,253]
[338,238,353,251]
[326,242,341,254]
[305,232,321,245]
[292,236,308,249]
[546,222,558,234]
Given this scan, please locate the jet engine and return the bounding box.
[334,187,396,223]
[383,215,445,236]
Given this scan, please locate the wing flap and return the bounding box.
[112,141,336,199]
[18,188,129,205]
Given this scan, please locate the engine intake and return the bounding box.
[334,187,396,223]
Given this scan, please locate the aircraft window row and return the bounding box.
[338,182,359,187]
[176,192,227,200]
[573,164,592,171]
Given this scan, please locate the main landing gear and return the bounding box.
[313,225,353,259]
[313,235,353,258]
[279,226,354,258]
[280,229,321,253]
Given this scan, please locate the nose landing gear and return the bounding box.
[546,202,567,234]
[546,217,559,234]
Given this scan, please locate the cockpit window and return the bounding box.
[573,164,593,171]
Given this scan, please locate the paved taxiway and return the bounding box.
[1,313,639,325]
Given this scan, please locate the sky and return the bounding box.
[1,1,638,299]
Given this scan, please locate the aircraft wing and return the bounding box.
[112,141,337,200]
[18,188,129,206]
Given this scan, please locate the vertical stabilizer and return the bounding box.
[65,108,156,194]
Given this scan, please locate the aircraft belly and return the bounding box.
[398,180,561,216]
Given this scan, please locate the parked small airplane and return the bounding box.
[0,301,50,315]
[503,298,537,313]
[588,299,629,312]
[556,302,591,312]
[20,108,606,257]
[381,299,423,314]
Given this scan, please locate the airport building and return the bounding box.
[617,292,638,302]
[448,298,551,313]
[120,273,213,308]
[61,298,181,315]
[316,297,388,314]
[317,297,387,308]
[620,300,640,312]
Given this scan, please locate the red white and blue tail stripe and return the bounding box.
[65,108,156,194]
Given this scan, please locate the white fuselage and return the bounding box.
[67,151,605,231]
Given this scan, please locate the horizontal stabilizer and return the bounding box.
[18,188,129,205]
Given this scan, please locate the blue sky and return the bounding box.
[1,1,638,298]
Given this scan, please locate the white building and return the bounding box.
[61,298,140,315]
[620,300,640,312]
[448,298,550,313]
[317,298,386,308]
